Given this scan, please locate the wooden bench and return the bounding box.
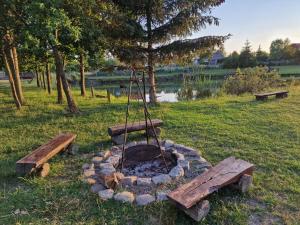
[167,157,254,222]
[16,133,77,177]
[255,91,288,100]
[108,119,163,144]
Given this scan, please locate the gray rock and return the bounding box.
[99,163,114,170]
[105,155,120,166]
[156,190,170,201]
[137,177,152,186]
[91,183,105,193]
[174,152,185,160]
[177,159,190,171]
[82,163,90,170]
[98,189,114,200]
[152,174,172,185]
[120,176,137,186]
[98,150,112,159]
[136,194,155,206]
[84,169,95,178]
[111,146,120,152]
[137,140,147,145]
[114,191,135,203]
[99,167,116,176]
[70,144,79,155]
[164,140,174,149]
[169,166,184,178]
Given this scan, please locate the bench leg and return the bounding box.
[64,143,79,155]
[231,174,253,193]
[256,96,267,101]
[36,163,50,177]
[146,127,161,138]
[183,200,210,222]
[276,93,288,99]
[111,134,125,145]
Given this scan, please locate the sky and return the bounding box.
[192,0,300,54]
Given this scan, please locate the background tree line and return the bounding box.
[1,0,228,110]
[223,38,300,69]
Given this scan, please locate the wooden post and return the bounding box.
[107,89,111,103]
[91,84,95,98]
[183,200,210,222]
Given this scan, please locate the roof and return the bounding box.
[291,43,300,50]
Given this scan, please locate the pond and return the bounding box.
[93,79,223,103]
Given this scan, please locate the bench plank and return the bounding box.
[16,133,76,175]
[168,157,254,209]
[108,119,163,137]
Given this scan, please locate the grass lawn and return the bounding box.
[0,84,299,225]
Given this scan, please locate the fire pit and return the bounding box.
[82,140,212,206]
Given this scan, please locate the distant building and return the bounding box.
[193,50,225,66]
[0,71,6,79]
[291,43,300,51]
[208,50,225,66]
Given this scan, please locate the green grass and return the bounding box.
[0,84,299,225]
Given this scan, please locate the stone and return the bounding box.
[156,191,170,201]
[174,152,185,160]
[84,178,97,185]
[177,159,190,171]
[120,176,137,186]
[111,146,120,152]
[98,150,112,159]
[82,163,90,170]
[92,156,103,165]
[114,191,135,203]
[169,166,184,178]
[105,155,120,166]
[137,177,152,186]
[137,140,147,145]
[183,200,210,222]
[115,172,125,181]
[231,174,253,193]
[136,194,155,206]
[164,140,174,149]
[99,167,116,176]
[152,174,171,185]
[112,134,125,145]
[91,183,105,193]
[98,189,114,200]
[99,163,114,170]
[84,169,95,178]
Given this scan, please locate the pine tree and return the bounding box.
[239,40,256,68]
[109,0,229,103]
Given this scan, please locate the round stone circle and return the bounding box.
[82,140,212,206]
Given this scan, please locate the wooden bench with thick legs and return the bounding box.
[108,119,163,144]
[167,157,254,222]
[255,91,288,101]
[16,133,77,177]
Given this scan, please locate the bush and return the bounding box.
[223,67,280,95]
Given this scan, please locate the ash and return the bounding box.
[122,159,172,178]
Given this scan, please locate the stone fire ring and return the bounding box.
[82,140,212,206]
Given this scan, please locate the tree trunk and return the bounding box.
[2,48,21,109]
[36,69,40,88]
[56,71,63,104]
[146,5,157,104]
[11,46,25,104]
[46,62,51,94]
[79,52,86,97]
[53,46,79,113]
[42,70,46,89]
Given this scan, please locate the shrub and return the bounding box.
[223,67,280,95]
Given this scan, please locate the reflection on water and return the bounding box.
[99,80,222,103]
